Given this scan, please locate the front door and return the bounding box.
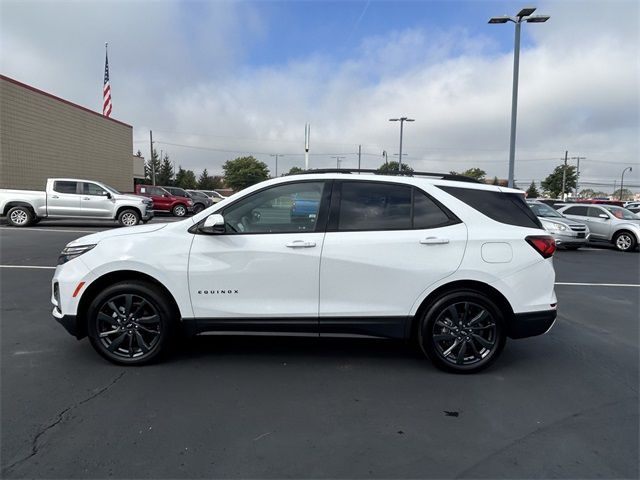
[47,180,81,217]
[319,181,467,337]
[188,181,330,331]
[80,182,113,217]
[586,206,612,240]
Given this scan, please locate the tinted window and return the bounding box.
[588,207,606,218]
[439,186,541,229]
[53,181,78,194]
[224,182,325,233]
[150,187,166,196]
[83,182,108,196]
[413,190,451,228]
[338,182,412,231]
[563,206,589,216]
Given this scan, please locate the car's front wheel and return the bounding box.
[613,231,637,252]
[117,209,140,227]
[193,203,204,214]
[418,291,506,373]
[87,281,174,365]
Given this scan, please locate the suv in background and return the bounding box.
[52,172,557,373]
[185,190,214,213]
[558,204,640,252]
[527,200,589,250]
[134,185,193,217]
[197,190,226,203]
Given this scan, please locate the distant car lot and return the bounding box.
[0,222,638,478]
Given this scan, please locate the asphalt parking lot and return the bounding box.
[1,220,638,479]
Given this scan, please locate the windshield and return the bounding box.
[528,202,563,218]
[99,183,121,195]
[601,205,639,220]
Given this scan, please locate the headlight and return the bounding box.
[58,244,96,265]
[541,220,567,232]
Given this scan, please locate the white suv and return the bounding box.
[52,172,557,373]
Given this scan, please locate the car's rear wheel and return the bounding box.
[117,209,140,227]
[87,281,174,365]
[172,204,187,217]
[7,206,34,227]
[418,291,506,373]
[613,231,637,252]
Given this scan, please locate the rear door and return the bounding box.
[560,205,590,225]
[47,181,81,217]
[80,182,113,218]
[319,181,466,337]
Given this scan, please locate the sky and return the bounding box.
[1,0,638,191]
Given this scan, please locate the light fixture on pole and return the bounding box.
[389,117,414,171]
[620,166,633,200]
[332,156,346,169]
[489,6,550,188]
[270,154,284,177]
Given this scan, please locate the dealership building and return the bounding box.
[0,74,142,192]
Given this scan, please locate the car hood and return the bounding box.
[67,223,169,247]
[115,194,148,202]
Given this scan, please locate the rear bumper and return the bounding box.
[552,232,589,247]
[508,309,557,339]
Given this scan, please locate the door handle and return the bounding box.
[420,237,449,245]
[83,197,90,200]
[51,195,59,199]
[285,240,316,248]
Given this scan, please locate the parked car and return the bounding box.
[527,200,589,250]
[558,204,640,252]
[185,190,214,213]
[160,186,211,214]
[52,172,558,373]
[197,190,226,203]
[134,185,193,217]
[0,178,153,227]
[623,201,640,214]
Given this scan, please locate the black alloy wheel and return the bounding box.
[419,291,506,373]
[193,203,204,214]
[87,281,174,365]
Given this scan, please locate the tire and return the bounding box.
[172,204,187,217]
[193,203,204,214]
[117,209,141,227]
[613,231,637,252]
[87,281,175,365]
[564,245,580,250]
[418,290,506,374]
[6,206,34,227]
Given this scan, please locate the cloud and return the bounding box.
[1,0,638,189]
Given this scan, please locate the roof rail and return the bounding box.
[287,168,481,183]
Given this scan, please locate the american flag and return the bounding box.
[102,45,112,117]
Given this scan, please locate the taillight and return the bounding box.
[526,235,556,258]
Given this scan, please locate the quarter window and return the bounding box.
[53,181,78,194]
[413,190,451,229]
[223,182,325,234]
[338,182,412,231]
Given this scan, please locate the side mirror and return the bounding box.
[106,192,112,199]
[598,213,609,219]
[200,214,225,234]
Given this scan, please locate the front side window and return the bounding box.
[588,207,607,218]
[338,182,412,231]
[53,181,78,194]
[223,182,325,233]
[564,206,589,216]
[83,182,108,196]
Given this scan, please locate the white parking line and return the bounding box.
[0,265,56,270]
[0,227,103,234]
[556,282,640,287]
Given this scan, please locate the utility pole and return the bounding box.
[620,166,633,201]
[358,145,361,171]
[561,150,568,200]
[149,130,156,185]
[304,123,310,170]
[270,154,283,177]
[389,117,414,172]
[332,156,345,169]
[383,150,388,165]
[571,156,585,196]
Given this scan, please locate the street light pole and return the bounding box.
[332,156,346,169]
[489,7,550,188]
[389,117,414,171]
[620,166,633,200]
[270,154,283,177]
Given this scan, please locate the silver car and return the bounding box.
[527,200,590,250]
[558,204,640,252]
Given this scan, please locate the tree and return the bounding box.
[287,166,305,175]
[223,156,270,191]
[377,161,414,175]
[492,176,500,185]
[579,188,609,199]
[612,188,634,201]
[541,164,577,198]
[175,166,198,189]
[450,168,486,181]
[525,181,540,198]
[145,148,161,184]
[156,153,175,186]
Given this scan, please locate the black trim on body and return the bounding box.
[508,310,557,339]
[54,314,81,339]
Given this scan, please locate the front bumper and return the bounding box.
[142,208,154,220]
[508,309,557,339]
[52,307,80,338]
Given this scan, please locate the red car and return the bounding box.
[134,185,193,217]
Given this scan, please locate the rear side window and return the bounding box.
[53,181,78,194]
[439,186,541,229]
[563,206,588,216]
[338,182,412,231]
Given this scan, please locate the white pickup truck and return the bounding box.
[0,178,154,227]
